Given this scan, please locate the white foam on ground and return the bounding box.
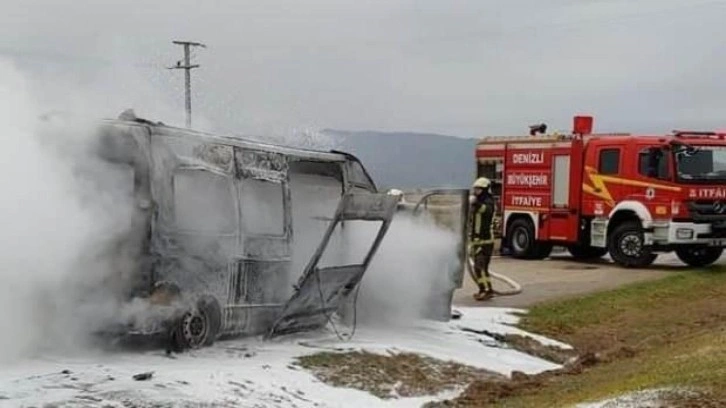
[576,387,702,408]
[0,307,566,407]
[453,306,574,350]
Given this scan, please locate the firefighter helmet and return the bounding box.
[472,177,491,189]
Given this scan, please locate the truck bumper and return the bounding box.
[648,221,726,247]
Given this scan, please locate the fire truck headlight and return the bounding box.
[676,228,694,240]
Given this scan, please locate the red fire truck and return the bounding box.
[476,116,726,268]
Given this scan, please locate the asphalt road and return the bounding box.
[453,251,723,308]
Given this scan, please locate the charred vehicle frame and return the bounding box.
[93,111,468,351]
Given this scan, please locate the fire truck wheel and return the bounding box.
[675,247,723,268]
[608,221,657,268]
[507,218,537,259]
[567,245,608,260]
[533,243,553,260]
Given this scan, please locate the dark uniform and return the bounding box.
[469,191,495,299]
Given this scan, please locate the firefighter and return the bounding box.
[469,177,495,300]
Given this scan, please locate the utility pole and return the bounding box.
[168,40,206,128]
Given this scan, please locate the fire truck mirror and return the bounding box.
[669,139,696,156]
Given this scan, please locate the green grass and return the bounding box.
[496,329,726,408]
[505,266,726,407]
[440,266,726,407]
[519,267,726,346]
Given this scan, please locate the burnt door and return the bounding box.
[266,193,399,338]
[408,189,470,321]
[225,149,292,335]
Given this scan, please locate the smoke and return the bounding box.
[0,58,153,362]
[257,125,463,328]
[0,48,461,364]
[353,212,461,326]
[244,125,340,151]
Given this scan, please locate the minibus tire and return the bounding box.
[171,296,222,351]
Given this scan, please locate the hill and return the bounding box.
[323,130,478,190]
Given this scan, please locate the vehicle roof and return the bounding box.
[477,132,726,147]
[101,116,351,163]
[586,133,726,146]
[476,133,630,145]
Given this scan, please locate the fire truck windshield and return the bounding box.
[675,145,726,182]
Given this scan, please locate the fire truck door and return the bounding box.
[548,154,578,242]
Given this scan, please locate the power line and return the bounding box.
[168,40,206,128]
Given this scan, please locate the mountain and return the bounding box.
[323,130,478,190]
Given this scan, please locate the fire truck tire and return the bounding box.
[533,243,553,260]
[507,218,538,259]
[567,245,608,260]
[675,247,723,268]
[608,221,657,268]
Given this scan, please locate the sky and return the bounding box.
[2,0,725,138]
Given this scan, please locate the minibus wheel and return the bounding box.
[171,295,222,351]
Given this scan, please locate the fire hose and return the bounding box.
[466,251,522,296]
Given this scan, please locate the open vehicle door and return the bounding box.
[406,189,470,320]
[266,193,399,338]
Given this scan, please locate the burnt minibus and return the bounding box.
[87,110,468,351]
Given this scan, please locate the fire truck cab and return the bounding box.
[476,116,726,268]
